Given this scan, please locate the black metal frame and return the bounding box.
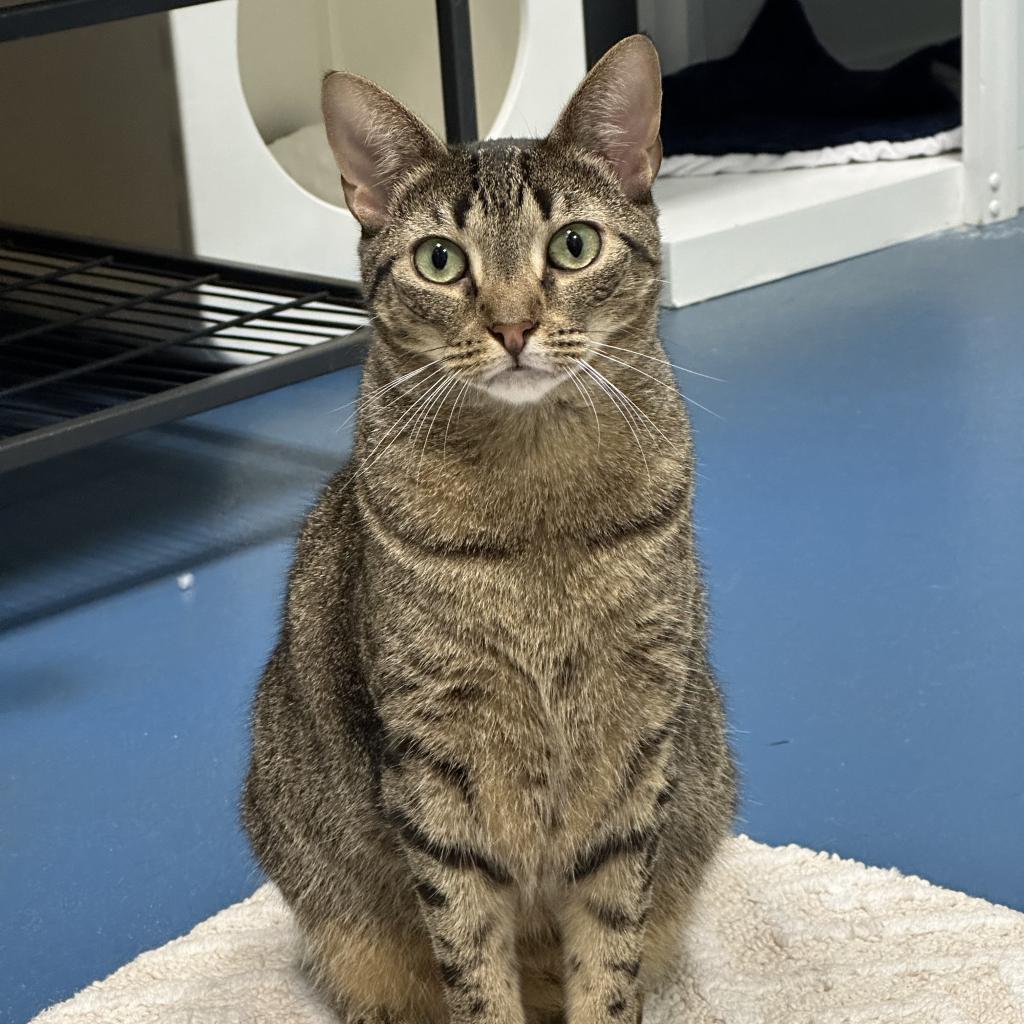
[435,0,478,143]
[0,229,370,472]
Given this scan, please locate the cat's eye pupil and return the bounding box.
[566,230,583,259]
[413,236,465,283]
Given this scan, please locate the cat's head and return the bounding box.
[322,35,662,407]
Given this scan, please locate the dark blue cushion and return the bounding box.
[660,0,961,156]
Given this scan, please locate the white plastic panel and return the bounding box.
[169,0,362,282]
[168,0,587,285]
[487,0,586,139]
[656,157,965,307]
[962,0,1020,223]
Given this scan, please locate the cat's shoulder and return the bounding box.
[294,461,359,562]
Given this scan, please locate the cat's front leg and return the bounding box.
[560,828,658,1024]
[385,795,526,1024]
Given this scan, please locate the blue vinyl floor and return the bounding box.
[3,219,1024,1022]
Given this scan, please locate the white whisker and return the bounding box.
[591,350,724,421]
[582,361,659,444]
[577,360,651,483]
[566,367,600,448]
[332,359,443,428]
[455,377,475,428]
[416,377,461,483]
[592,340,724,382]
[442,379,473,461]
[357,372,454,478]
[588,364,676,448]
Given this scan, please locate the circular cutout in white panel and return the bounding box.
[238,0,527,212]
[487,0,586,140]
[168,0,584,285]
[168,0,362,283]
[261,0,583,210]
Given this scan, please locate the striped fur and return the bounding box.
[243,35,735,1024]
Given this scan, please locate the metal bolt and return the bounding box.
[988,172,1001,191]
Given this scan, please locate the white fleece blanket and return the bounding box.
[32,835,1024,1024]
[658,127,963,177]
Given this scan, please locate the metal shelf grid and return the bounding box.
[0,230,370,471]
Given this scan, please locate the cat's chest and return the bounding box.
[479,646,679,884]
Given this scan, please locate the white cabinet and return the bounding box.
[649,0,1019,305]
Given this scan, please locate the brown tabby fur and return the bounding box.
[243,35,735,1024]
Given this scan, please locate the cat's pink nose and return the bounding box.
[488,321,536,357]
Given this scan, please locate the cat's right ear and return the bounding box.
[548,35,662,199]
[322,72,446,229]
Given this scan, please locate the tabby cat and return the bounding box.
[243,34,735,1024]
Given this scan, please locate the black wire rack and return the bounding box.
[0,229,371,472]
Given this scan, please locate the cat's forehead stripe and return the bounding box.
[477,148,518,214]
[529,180,552,221]
[448,144,552,226]
[453,191,472,230]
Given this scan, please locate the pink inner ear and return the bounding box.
[341,178,388,229]
[597,109,660,196]
[612,134,664,200]
[323,80,395,227]
[552,36,663,199]
[596,75,662,197]
[322,72,444,229]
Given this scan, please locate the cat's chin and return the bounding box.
[482,367,562,406]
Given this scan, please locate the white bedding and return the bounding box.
[32,834,1024,1023]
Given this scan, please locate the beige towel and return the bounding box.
[32,836,1024,1024]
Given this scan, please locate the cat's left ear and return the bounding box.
[548,34,662,199]
[322,71,446,229]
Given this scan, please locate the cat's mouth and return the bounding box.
[481,365,561,405]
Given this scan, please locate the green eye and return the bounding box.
[413,237,467,283]
[547,222,601,270]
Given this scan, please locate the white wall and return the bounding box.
[0,13,188,250]
[325,0,446,135]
